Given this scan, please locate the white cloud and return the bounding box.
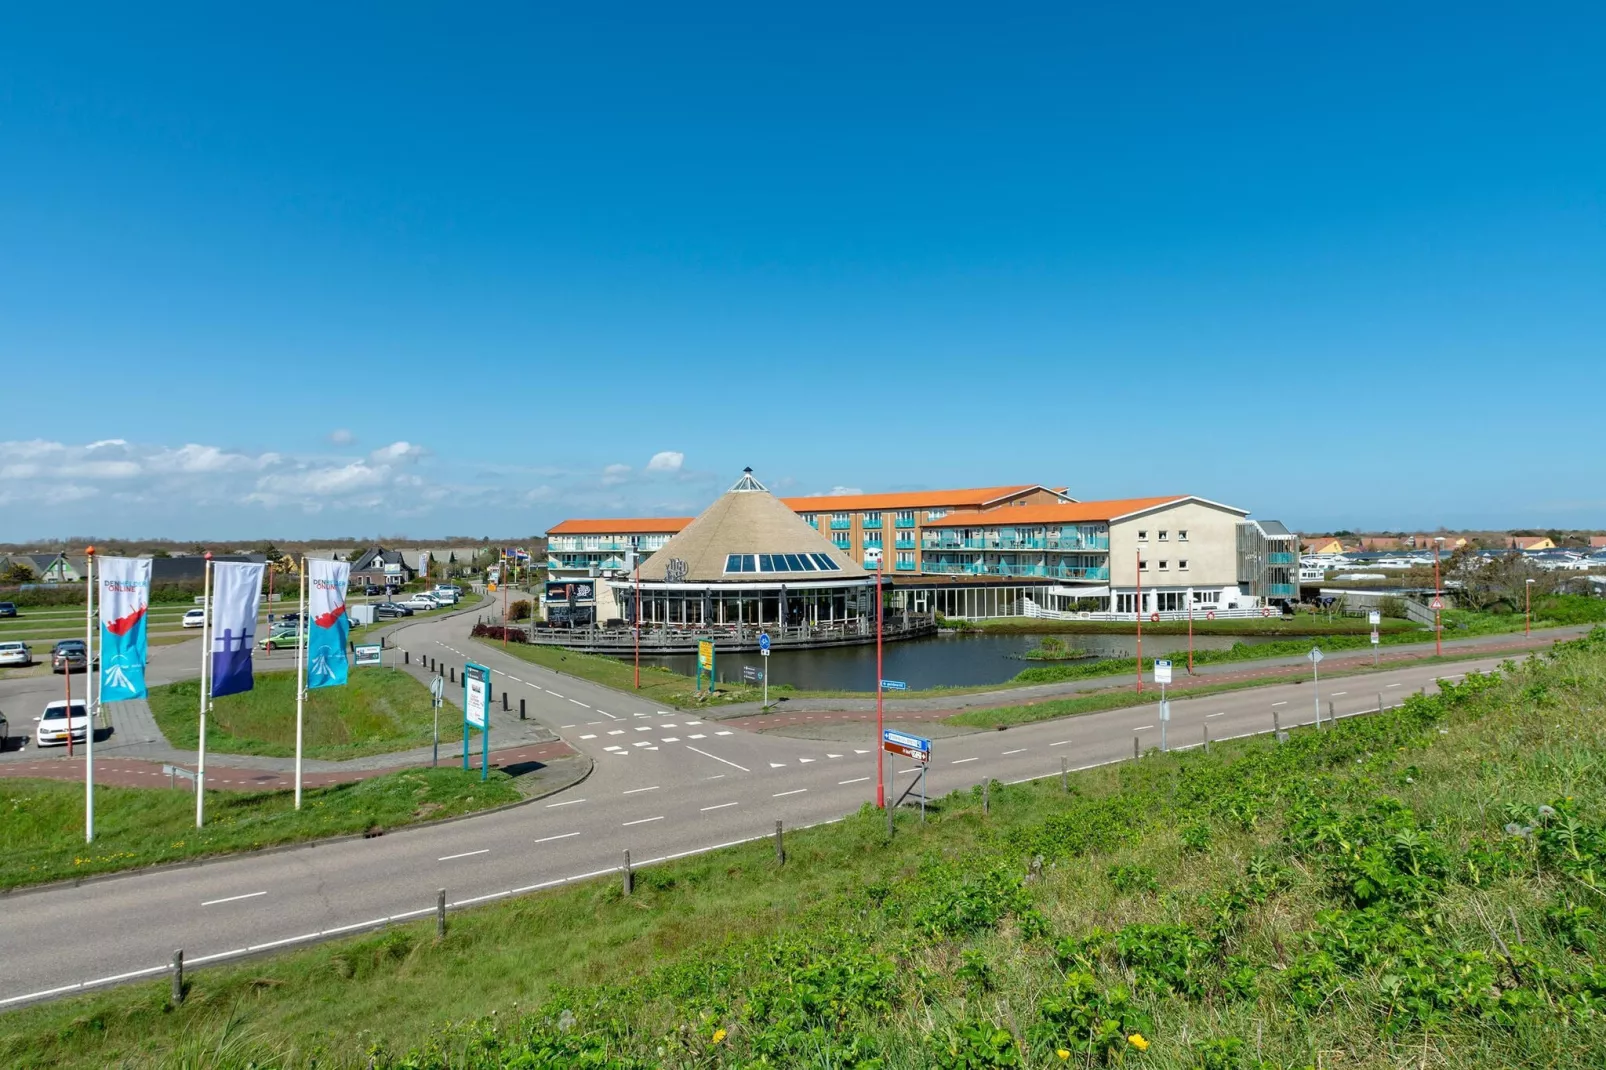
[327,428,355,445]
[646,450,684,473]
[369,441,426,464]
[827,486,864,496]
[601,463,632,486]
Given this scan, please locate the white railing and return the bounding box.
[1021,598,1270,622]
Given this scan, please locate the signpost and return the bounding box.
[462,661,490,781]
[696,640,716,693]
[759,632,770,708]
[1308,647,1324,729]
[1154,659,1172,751]
[430,673,445,767]
[881,728,930,822]
[1368,610,1381,666]
[353,643,383,667]
[880,679,907,691]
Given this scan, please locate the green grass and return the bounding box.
[953,614,1419,636]
[148,668,439,761]
[0,768,522,892]
[5,631,1604,1068]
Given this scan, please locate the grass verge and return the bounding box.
[952,614,1418,636]
[0,767,521,892]
[148,668,437,761]
[6,631,1604,1067]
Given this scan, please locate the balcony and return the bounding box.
[920,561,1111,581]
[922,535,1110,553]
[894,537,915,550]
[861,516,882,530]
[1267,552,1296,565]
[830,518,852,530]
[894,560,916,571]
[1266,583,1297,597]
[894,517,915,529]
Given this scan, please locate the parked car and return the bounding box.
[374,602,413,619]
[0,641,32,667]
[181,608,206,629]
[35,700,90,747]
[364,585,384,597]
[0,709,9,748]
[0,601,17,618]
[258,629,302,651]
[431,586,460,604]
[399,595,439,611]
[51,639,93,673]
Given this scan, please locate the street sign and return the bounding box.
[464,663,490,729]
[1368,610,1381,626]
[1205,610,1215,621]
[759,632,771,656]
[162,764,198,782]
[742,665,764,682]
[1153,659,1173,685]
[1430,597,1444,610]
[353,643,383,667]
[1159,699,1171,722]
[1308,647,1324,664]
[880,679,907,691]
[696,640,716,693]
[882,728,930,763]
[1370,631,1380,645]
[429,674,445,703]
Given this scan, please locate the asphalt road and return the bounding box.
[0,601,1520,1009]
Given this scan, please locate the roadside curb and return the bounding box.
[0,753,595,900]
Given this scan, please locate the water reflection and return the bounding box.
[626,632,1278,692]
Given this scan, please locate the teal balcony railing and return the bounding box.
[920,561,1111,581]
[861,516,882,530]
[830,518,852,530]
[1266,583,1297,597]
[894,517,916,529]
[894,560,916,571]
[1267,552,1296,565]
[894,537,915,550]
[833,535,851,549]
[922,535,1110,552]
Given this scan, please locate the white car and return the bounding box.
[35,700,90,747]
[400,595,440,611]
[430,587,459,604]
[0,641,31,667]
[181,608,207,629]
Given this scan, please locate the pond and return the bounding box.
[626,631,1284,692]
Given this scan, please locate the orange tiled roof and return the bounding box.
[779,485,1043,513]
[546,517,692,536]
[923,495,1195,527]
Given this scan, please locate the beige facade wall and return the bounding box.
[1108,501,1244,591]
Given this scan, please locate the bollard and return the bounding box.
[1133,736,1140,761]
[1060,757,1068,793]
[1328,700,1335,726]
[450,666,456,683]
[437,889,446,937]
[1378,693,1383,714]
[404,650,410,665]
[520,697,526,720]
[983,779,990,815]
[171,948,184,1005]
[502,691,509,712]
[886,797,894,838]
[1273,709,1281,741]
[775,820,785,865]
[622,849,633,896]
[1203,723,1210,753]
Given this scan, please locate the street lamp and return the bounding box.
[875,551,885,809]
[1433,537,1444,657]
[1525,578,1534,637]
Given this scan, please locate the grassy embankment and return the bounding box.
[5,630,1604,1067]
[0,767,521,892]
[148,668,439,761]
[953,614,1418,637]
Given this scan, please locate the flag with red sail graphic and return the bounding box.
[307,558,350,689]
[99,556,152,701]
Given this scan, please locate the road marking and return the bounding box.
[597,710,621,720]
[705,773,726,780]
[839,776,869,785]
[1050,739,1074,746]
[438,849,490,862]
[688,733,706,739]
[951,757,979,764]
[826,753,843,759]
[1331,691,1347,697]
[854,749,869,754]
[1002,748,1026,755]
[700,801,739,811]
[201,890,267,907]
[622,816,663,827]
[534,832,581,844]
[660,723,678,729]
[546,690,563,697]
[686,745,750,772]
[635,725,653,732]
[1272,701,1287,707]
[769,762,787,768]
[798,757,815,763]
[1132,725,1153,732]
[1206,712,1225,718]
[623,785,660,794]
[1387,683,1401,688]
[661,736,681,743]
[570,699,590,708]
[773,788,808,797]
[632,741,653,747]
[546,798,586,807]
[578,734,597,740]
[560,724,576,729]
[685,720,703,725]
[715,730,733,736]
[608,730,625,736]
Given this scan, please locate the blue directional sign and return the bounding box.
[880,679,907,691]
[759,632,771,656]
[882,728,930,763]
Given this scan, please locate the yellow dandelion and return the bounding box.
[1127,1033,1149,1051]
[1057,1049,1071,1060]
[712,1027,728,1044]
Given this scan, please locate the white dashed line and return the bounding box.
[839,776,869,785]
[579,734,597,740]
[715,730,733,736]
[700,802,739,811]
[686,746,749,772]
[1131,726,1152,732]
[688,734,706,740]
[534,832,581,844]
[546,798,586,807]
[773,788,808,797]
[560,724,576,729]
[1206,712,1225,718]
[438,849,490,862]
[1331,692,1347,697]
[1002,748,1026,755]
[1272,701,1288,707]
[951,757,978,764]
[608,730,625,736]
[201,891,266,907]
[622,785,660,795]
[622,816,663,827]
[546,690,563,697]
[662,737,681,743]
[635,726,653,732]
[632,741,653,748]
[570,699,590,708]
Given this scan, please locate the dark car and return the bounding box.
[0,602,17,618]
[51,639,92,673]
[374,602,414,619]
[364,585,383,597]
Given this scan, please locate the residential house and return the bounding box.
[350,547,417,588]
[10,553,86,583]
[1303,537,1346,555]
[1360,536,1402,551]
[1510,536,1556,551]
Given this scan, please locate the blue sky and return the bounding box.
[2,3,1602,541]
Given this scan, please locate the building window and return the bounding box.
[863,533,882,547]
[926,508,948,520]
[1137,530,1148,542]
[833,533,850,549]
[1139,559,1149,571]
[1159,560,1169,571]
[1178,530,1189,542]
[1178,559,1189,571]
[1158,530,1168,541]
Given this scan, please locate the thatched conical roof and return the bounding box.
[636,469,872,584]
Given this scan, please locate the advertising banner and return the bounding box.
[210,561,266,697]
[98,556,152,701]
[307,558,350,689]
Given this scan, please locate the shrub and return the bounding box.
[508,599,532,621]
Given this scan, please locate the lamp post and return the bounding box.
[875,554,885,809]
[634,559,642,689]
[1134,550,1143,693]
[1525,578,1533,637]
[1433,537,1444,657]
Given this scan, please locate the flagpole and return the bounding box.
[197,553,211,828]
[85,546,96,844]
[294,557,306,810]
